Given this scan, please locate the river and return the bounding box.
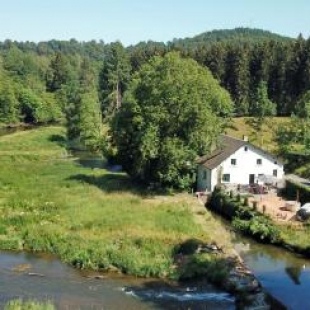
[234,234,310,310]
[3,238,310,310]
[0,251,234,309]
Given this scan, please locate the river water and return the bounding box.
[0,251,234,309]
[234,235,310,310]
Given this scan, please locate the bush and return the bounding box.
[232,217,282,244]
[207,188,258,221]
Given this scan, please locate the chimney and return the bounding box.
[243,135,249,142]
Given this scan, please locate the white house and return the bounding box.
[197,135,284,192]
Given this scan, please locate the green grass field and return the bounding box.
[226,117,290,153]
[0,126,233,280]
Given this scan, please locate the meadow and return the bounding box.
[226,116,290,152]
[0,126,232,280]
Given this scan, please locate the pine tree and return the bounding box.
[66,59,102,151]
[99,42,131,119]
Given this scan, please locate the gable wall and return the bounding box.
[215,144,284,188]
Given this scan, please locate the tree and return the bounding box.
[251,81,276,123]
[46,52,71,92]
[66,58,102,151]
[224,45,250,115]
[99,42,131,119]
[112,52,233,189]
[296,90,310,153]
[0,75,20,124]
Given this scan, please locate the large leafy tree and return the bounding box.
[112,52,233,189]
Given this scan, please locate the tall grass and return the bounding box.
[0,126,229,280]
[226,117,290,152]
[4,299,55,310]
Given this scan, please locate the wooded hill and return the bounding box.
[0,27,309,128]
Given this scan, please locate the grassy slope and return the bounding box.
[0,126,233,279]
[226,117,290,153]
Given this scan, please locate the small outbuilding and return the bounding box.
[197,135,284,192]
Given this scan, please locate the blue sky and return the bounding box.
[1,0,309,45]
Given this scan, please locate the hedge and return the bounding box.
[206,187,282,244]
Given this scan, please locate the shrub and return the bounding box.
[232,216,282,244]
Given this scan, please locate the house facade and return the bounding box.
[197,135,284,192]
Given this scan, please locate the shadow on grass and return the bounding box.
[49,134,67,147]
[76,157,107,170]
[68,173,151,197]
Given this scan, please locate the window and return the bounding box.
[222,174,230,182]
[273,169,278,177]
[257,159,262,165]
[274,161,277,165]
[244,146,248,151]
[231,158,237,165]
[203,170,207,180]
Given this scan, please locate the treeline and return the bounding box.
[128,30,310,116]
[0,39,106,60]
[0,27,310,131]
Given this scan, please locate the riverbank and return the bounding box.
[0,126,283,308]
[0,128,240,294]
